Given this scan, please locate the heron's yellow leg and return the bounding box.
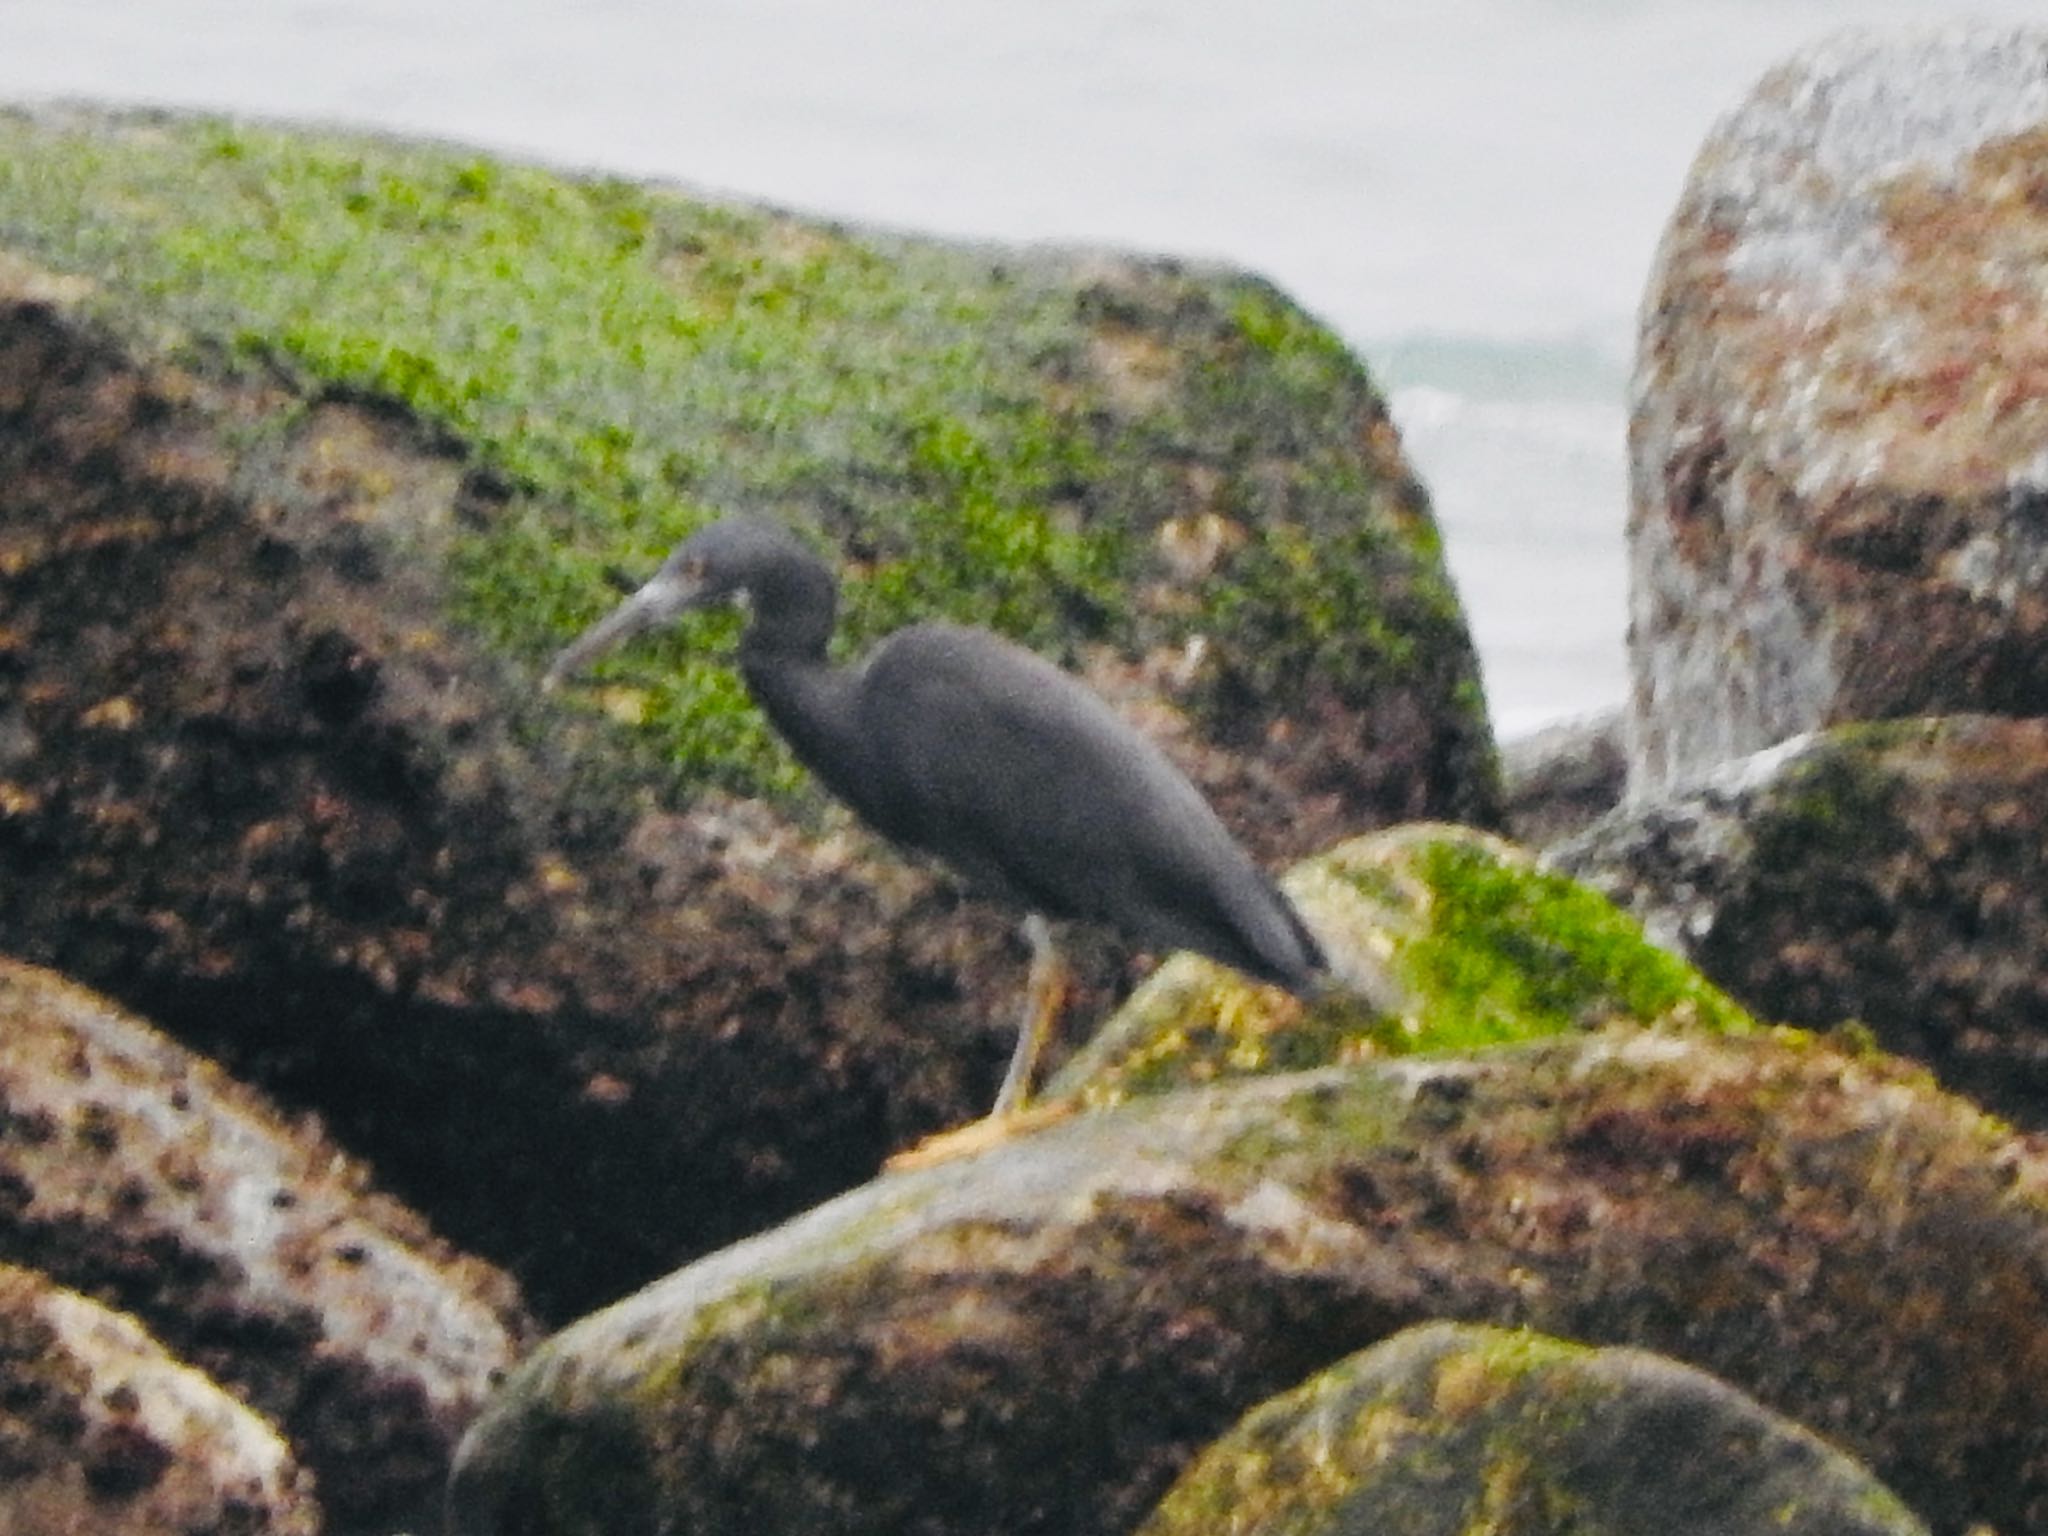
[993,914,1064,1114]
[885,915,1075,1170]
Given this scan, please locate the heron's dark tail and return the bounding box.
[1230,875,1326,998]
[1273,887,1329,999]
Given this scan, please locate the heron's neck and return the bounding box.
[740,650,870,806]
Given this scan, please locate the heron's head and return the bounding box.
[544,517,832,687]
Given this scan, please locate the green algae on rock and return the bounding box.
[0,1262,319,1536]
[1049,825,1754,1108]
[1136,1321,1928,1536]
[0,104,1495,820]
[449,1030,2048,1536]
[0,106,1496,1319]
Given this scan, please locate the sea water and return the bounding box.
[1,0,2035,734]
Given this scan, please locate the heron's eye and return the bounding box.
[681,556,708,580]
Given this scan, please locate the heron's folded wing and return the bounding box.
[854,625,1224,926]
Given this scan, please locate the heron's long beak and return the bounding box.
[542,571,697,691]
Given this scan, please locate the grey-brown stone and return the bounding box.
[1551,715,2048,1130]
[1629,25,2048,793]
[1500,709,1626,847]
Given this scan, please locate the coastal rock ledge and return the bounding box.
[0,1262,319,1536]
[450,1030,2048,1536]
[1628,24,2048,794]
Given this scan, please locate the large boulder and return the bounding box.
[0,1262,318,1536]
[1551,716,2048,1130]
[0,107,1497,1316]
[1628,25,2048,794]
[0,959,532,1531]
[1136,1322,1927,1536]
[449,1030,2048,1536]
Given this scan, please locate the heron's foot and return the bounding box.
[884,1100,1077,1171]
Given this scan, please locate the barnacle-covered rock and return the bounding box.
[0,1262,318,1536]
[0,960,532,1530]
[1553,716,2048,1129]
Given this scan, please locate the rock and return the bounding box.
[1551,715,2048,1130]
[449,1030,2048,1536]
[0,959,533,1532]
[0,105,1497,1318]
[1500,709,1626,847]
[1136,1322,1927,1536]
[1048,824,1752,1109]
[0,1261,318,1536]
[1628,25,2048,794]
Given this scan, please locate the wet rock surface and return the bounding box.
[0,959,533,1531]
[1628,25,2048,793]
[1136,1321,1928,1536]
[450,1030,2048,1536]
[0,1261,319,1536]
[1552,716,2048,1131]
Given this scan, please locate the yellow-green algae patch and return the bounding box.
[0,107,1488,809]
[1135,1322,1928,1536]
[1052,825,1756,1108]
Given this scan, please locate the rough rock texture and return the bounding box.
[1628,25,2048,795]
[0,109,1497,1320]
[1500,709,1626,847]
[1137,1322,1927,1536]
[0,1262,318,1536]
[0,959,533,1532]
[1551,716,2048,1131]
[1048,824,1751,1109]
[449,1031,2048,1536]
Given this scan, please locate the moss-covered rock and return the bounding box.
[1552,715,2048,1130]
[1049,825,1753,1108]
[449,1030,2048,1536]
[0,106,1496,1316]
[0,1261,318,1536]
[1137,1322,1927,1536]
[0,104,1495,821]
[0,959,532,1531]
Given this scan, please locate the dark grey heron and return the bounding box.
[546,516,1325,1152]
